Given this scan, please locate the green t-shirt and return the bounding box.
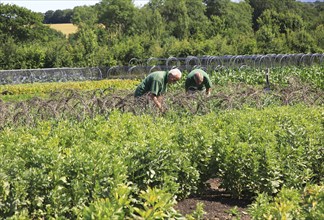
[185,69,212,91]
[134,71,168,97]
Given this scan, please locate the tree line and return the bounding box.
[43,9,73,24]
[0,0,323,70]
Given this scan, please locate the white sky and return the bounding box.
[0,0,244,13]
[0,0,150,13]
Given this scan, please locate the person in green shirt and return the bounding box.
[134,68,182,112]
[185,69,212,96]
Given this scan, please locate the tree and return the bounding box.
[136,6,166,40]
[313,24,324,52]
[72,6,98,27]
[43,10,54,24]
[62,9,73,23]
[255,10,288,53]
[0,3,65,44]
[0,3,44,42]
[44,41,73,68]
[223,1,253,34]
[185,0,210,39]
[287,29,317,53]
[51,10,65,23]
[43,9,73,23]
[97,0,137,36]
[0,37,19,69]
[159,0,189,39]
[276,11,304,34]
[69,26,99,67]
[248,0,298,30]
[204,0,231,18]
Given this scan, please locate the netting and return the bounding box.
[0,67,102,85]
[0,53,323,85]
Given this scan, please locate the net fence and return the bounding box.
[0,53,323,85]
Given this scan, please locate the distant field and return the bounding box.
[47,23,78,36]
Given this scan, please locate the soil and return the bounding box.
[175,179,252,220]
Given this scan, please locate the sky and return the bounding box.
[1,0,317,14]
[0,0,246,13]
[0,0,150,13]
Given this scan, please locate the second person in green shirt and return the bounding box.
[185,68,212,96]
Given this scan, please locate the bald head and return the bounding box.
[194,72,203,85]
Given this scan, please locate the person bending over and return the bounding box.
[185,69,212,96]
[134,68,182,112]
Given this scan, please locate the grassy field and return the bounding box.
[47,23,78,36]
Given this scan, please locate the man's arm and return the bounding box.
[150,94,164,112]
[206,88,211,97]
[204,75,212,96]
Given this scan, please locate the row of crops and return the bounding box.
[0,53,323,85]
[0,78,323,128]
[0,65,323,219]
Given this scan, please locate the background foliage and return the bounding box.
[0,0,323,70]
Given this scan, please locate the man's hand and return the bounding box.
[206,88,212,97]
[151,94,164,112]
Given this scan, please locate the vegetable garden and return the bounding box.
[0,59,323,219]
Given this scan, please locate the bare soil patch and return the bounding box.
[175,179,252,220]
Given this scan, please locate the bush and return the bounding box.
[248,184,324,219]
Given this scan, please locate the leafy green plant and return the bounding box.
[132,187,182,219]
[226,206,241,220]
[248,184,324,220]
[82,183,133,220]
[0,106,322,218]
[186,202,206,220]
